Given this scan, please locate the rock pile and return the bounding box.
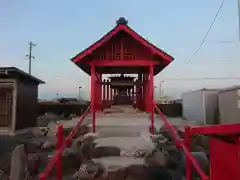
[6,121,210,180]
[5,121,91,180]
[61,125,209,180]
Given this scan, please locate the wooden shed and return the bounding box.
[0,67,44,134]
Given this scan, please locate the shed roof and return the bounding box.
[219,85,240,93]
[0,67,45,84]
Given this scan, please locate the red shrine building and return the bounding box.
[71,17,174,115]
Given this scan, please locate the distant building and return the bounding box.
[0,67,44,134]
[173,99,182,104]
[182,89,219,125]
[156,96,174,104]
[218,86,240,124]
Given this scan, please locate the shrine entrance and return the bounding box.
[71,17,174,116]
[101,74,135,106]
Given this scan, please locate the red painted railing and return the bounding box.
[189,124,240,180]
[154,102,209,180]
[39,104,92,180]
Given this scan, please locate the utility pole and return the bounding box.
[26,41,36,75]
[78,86,82,100]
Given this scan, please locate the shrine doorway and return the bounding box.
[102,74,135,106]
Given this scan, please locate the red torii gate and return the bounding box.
[71,17,174,132]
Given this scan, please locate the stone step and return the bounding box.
[92,157,146,172]
[94,136,154,152]
[88,125,150,138]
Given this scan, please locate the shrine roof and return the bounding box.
[71,17,174,75]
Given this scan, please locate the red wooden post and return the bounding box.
[98,73,100,111]
[139,74,141,109]
[39,174,46,180]
[113,88,116,104]
[103,79,106,108]
[141,73,143,110]
[136,75,139,109]
[145,72,150,112]
[149,65,155,135]
[238,137,240,151]
[185,126,192,180]
[99,74,102,109]
[110,86,113,106]
[56,124,63,180]
[91,65,96,133]
[133,80,136,107]
[96,73,99,110]
[143,74,146,111]
[106,80,110,107]
[96,73,101,111]
[130,88,132,102]
[95,72,99,111]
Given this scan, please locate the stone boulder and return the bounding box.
[124,165,150,180]
[104,169,126,180]
[24,137,48,153]
[42,121,58,149]
[91,146,121,158]
[150,134,168,143]
[147,166,172,180]
[9,144,27,180]
[144,150,167,167]
[104,165,173,180]
[148,126,158,135]
[32,127,48,137]
[72,160,106,180]
[37,113,64,127]
[46,121,58,137]
[80,133,98,160]
[179,151,209,178]
[74,125,91,137]
[26,153,40,177]
[158,125,184,141]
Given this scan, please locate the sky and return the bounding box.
[0,0,240,100]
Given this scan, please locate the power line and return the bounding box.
[25,41,36,75]
[162,77,240,81]
[187,0,225,64]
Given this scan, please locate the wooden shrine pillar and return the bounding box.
[149,64,154,135]
[95,72,101,111]
[137,73,142,109]
[130,88,132,102]
[91,65,96,133]
[106,79,110,108]
[137,74,140,110]
[97,73,102,111]
[144,73,148,112]
[100,81,102,110]
[127,88,129,104]
[102,79,106,109]
[133,79,136,108]
[113,88,116,105]
[145,71,150,112]
[142,74,145,111]
[129,88,131,103]
[110,86,112,106]
[137,74,139,109]
[140,73,143,110]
